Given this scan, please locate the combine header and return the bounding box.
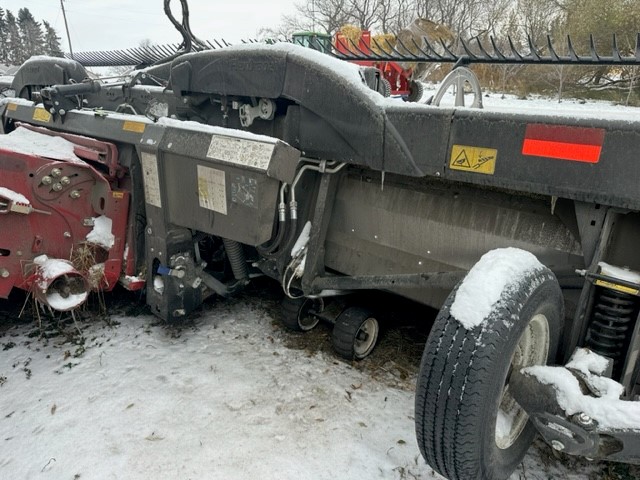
[1,1,640,478]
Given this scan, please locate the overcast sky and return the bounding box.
[1,1,299,52]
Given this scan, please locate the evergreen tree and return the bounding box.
[42,20,63,57]
[0,8,7,64]
[17,8,44,61]
[5,11,23,64]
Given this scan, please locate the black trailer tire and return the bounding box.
[415,261,563,480]
[332,307,379,360]
[378,78,392,97]
[406,80,424,102]
[280,297,321,332]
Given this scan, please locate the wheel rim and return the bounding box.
[297,299,322,331]
[495,313,549,450]
[354,317,379,358]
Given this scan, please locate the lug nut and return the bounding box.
[69,190,81,199]
[551,440,565,451]
[41,176,53,185]
[60,176,71,186]
[0,269,9,278]
[51,168,62,177]
[52,183,63,192]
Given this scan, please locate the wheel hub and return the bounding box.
[495,313,550,450]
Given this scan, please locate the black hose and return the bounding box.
[282,218,299,257]
[222,238,249,282]
[154,0,203,66]
[261,220,286,255]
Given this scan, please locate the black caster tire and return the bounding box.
[280,296,322,332]
[331,306,379,360]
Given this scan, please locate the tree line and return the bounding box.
[265,0,640,102]
[0,7,63,65]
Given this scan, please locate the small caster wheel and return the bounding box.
[331,306,379,360]
[280,296,322,332]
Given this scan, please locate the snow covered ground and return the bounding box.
[0,284,634,480]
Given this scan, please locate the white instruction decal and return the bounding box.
[197,165,227,215]
[140,152,162,208]
[206,135,275,171]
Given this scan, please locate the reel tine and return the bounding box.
[546,35,560,62]
[490,36,507,61]
[589,34,601,61]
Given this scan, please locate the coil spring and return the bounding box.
[222,238,248,282]
[586,288,637,374]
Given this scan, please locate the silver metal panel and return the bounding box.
[324,172,584,308]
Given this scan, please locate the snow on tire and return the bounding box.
[414,248,564,480]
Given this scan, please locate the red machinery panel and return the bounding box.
[0,125,133,309]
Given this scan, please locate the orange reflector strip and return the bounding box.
[522,124,605,163]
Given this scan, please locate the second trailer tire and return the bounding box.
[414,252,563,480]
[332,306,379,360]
[280,297,321,332]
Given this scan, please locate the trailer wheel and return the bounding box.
[378,78,392,97]
[332,307,379,360]
[415,260,563,480]
[406,80,424,102]
[280,297,322,332]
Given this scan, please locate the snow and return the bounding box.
[566,347,610,376]
[157,117,280,144]
[0,294,609,480]
[0,127,82,163]
[0,186,30,205]
[417,82,640,123]
[0,97,34,107]
[74,109,156,125]
[524,365,640,430]
[85,215,115,250]
[598,261,640,285]
[46,292,88,311]
[450,248,544,329]
[33,256,76,288]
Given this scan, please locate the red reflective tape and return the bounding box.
[522,124,605,163]
[522,139,603,163]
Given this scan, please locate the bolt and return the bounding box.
[41,176,53,185]
[59,109,66,115]
[575,412,595,430]
[52,183,63,192]
[551,440,565,451]
[63,232,71,238]
[0,269,9,278]
[51,168,62,178]
[60,176,71,186]
[69,190,81,199]
[147,227,153,235]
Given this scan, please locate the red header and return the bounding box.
[522,124,605,163]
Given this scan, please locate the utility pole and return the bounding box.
[60,0,73,59]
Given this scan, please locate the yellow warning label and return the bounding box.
[6,102,17,111]
[123,121,146,133]
[595,279,639,296]
[450,145,497,175]
[32,108,52,123]
[112,191,125,199]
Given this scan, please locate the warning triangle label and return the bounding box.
[453,149,471,168]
